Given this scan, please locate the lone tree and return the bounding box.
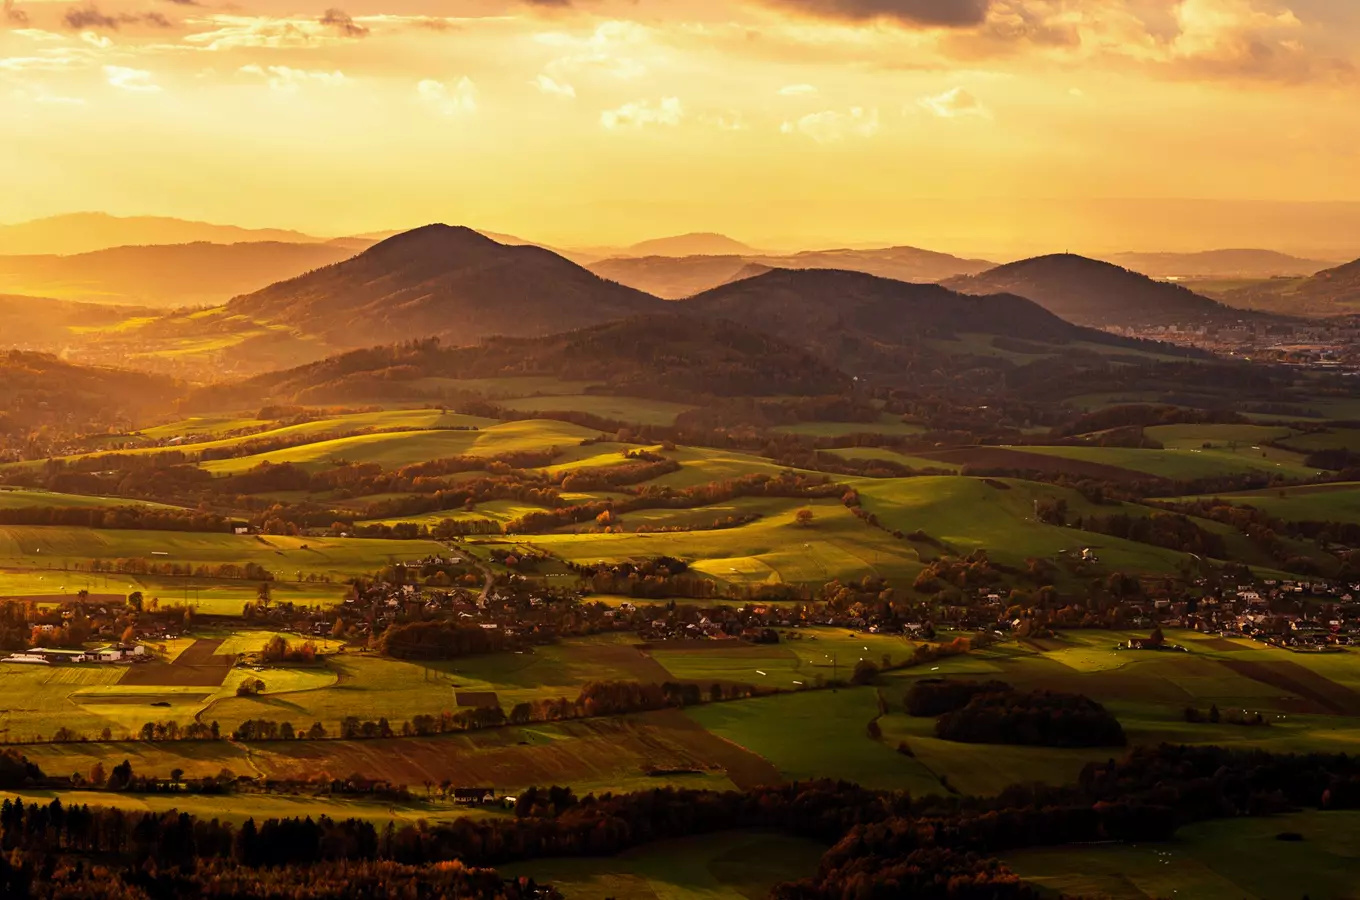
[795,508,815,528]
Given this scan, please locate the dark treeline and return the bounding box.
[378,620,511,660]
[935,688,1127,748]
[905,678,1015,717]
[0,504,236,533]
[5,744,1360,898]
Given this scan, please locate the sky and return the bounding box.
[2,0,1359,254]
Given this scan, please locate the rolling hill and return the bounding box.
[676,267,1144,373]
[623,232,757,257]
[226,224,668,348]
[0,351,181,432]
[0,242,358,307]
[589,246,994,299]
[0,294,152,347]
[0,213,328,256]
[1103,249,1336,279]
[1217,256,1360,316]
[191,313,848,407]
[942,254,1263,329]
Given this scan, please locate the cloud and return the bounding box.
[63,4,173,31]
[183,16,320,51]
[4,0,28,25]
[759,0,991,27]
[778,83,818,95]
[104,64,161,91]
[601,97,683,129]
[418,77,477,115]
[781,106,879,142]
[917,86,989,117]
[239,64,347,91]
[537,21,651,82]
[319,8,368,39]
[532,74,576,98]
[80,30,113,48]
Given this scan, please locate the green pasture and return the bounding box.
[201,419,605,475]
[1143,423,1294,449]
[771,415,926,438]
[1013,444,1322,480]
[687,688,942,793]
[504,498,922,587]
[1278,426,1360,453]
[0,527,443,583]
[505,830,827,900]
[0,787,508,827]
[498,394,695,426]
[1178,481,1360,524]
[824,447,962,472]
[1007,810,1360,900]
[0,489,179,511]
[136,416,273,440]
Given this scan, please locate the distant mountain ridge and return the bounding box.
[1103,249,1336,279]
[623,233,757,257]
[589,245,994,299]
[1216,256,1360,316]
[942,254,1267,329]
[226,224,668,348]
[0,242,358,307]
[0,213,329,256]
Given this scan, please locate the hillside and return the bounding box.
[0,241,358,307]
[0,213,327,256]
[624,232,756,257]
[676,267,1151,377]
[589,245,993,299]
[0,294,152,347]
[942,254,1261,328]
[1104,249,1336,279]
[226,224,668,348]
[1218,256,1360,316]
[0,351,180,433]
[193,314,847,407]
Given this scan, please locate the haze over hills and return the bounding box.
[0,294,153,347]
[621,232,758,258]
[1217,256,1360,317]
[942,254,1265,329]
[0,350,180,432]
[1103,249,1337,279]
[0,242,359,308]
[0,213,330,256]
[226,224,668,348]
[588,246,995,299]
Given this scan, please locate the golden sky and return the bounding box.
[2,0,1359,254]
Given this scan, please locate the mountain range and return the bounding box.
[1102,249,1337,279]
[0,213,333,257]
[942,254,1267,329]
[1216,257,1360,317]
[0,242,358,307]
[588,246,994,299]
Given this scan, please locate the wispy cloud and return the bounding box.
[781,106,879,142]
[532,73,576,98]
[104,65,161,92]
[917,86,989,117]
[239,64,347,91]
[601,96,683,129]
[417,77,478,115]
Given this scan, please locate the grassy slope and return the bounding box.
[1015,443,1322,480]
[0,489,179,511]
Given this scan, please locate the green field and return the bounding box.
[498,394,695,426]
[1178,481,1360,524]
[0,488,179,511]
[506,831,826,900]
[824,447,962,472]
[1014,443,1323,480]
[771,414,926,438]
[1008,810,1360,900]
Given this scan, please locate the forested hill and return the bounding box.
[226,224,667,348]
[942,253,1267,328]
[0,351,181,435]
[188,314,849,408]
[678,267,1136,367]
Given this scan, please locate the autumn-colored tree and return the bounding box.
[795,508,815,527]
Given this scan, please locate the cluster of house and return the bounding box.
[3,643,149,666]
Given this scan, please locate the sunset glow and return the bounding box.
[3,0,1359,253]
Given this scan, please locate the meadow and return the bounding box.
[504,830,827,900]
[1178,481,1360,524]
[1006,810,1360,900]
[1013,443,1322,480]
